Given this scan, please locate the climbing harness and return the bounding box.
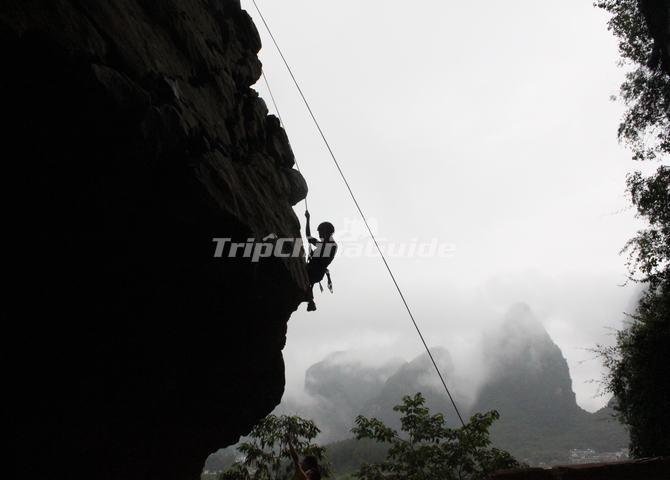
[249,0,466,427]
[307,236,335,295]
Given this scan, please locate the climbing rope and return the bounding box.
[249,0,466,428]
[261,71,285,130]
[261,70,309,212]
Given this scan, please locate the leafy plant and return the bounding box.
[596,0,670,458]
[596,0,670,162]
[221,415,331,480]
[351,393,519,479]
[598,283,670,457]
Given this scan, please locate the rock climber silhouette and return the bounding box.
[304,211,337,312]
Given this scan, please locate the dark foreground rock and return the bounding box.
[5,1,308,479]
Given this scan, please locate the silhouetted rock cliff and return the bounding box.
[5,1,307,480]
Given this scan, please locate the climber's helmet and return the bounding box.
[317,222,335,240]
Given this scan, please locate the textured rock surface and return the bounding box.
[5,1,308,479]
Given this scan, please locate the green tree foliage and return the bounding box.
[623,168,670,289]
[351,393,519,480]
[600,286,670,457]
[596,0,669,161]
[596,0,670,458]
[220,415,331,480]
[325,439,390,477]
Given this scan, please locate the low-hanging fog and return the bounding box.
[245,0,650,414]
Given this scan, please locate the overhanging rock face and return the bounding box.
[5,1,308,479]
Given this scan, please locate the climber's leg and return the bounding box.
[306,283,317,311]
[306,262,323,312]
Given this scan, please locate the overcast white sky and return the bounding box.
[245,0,650,413]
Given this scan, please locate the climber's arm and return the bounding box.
[305,211,317,245]
[288,438,308,480]
[294,466,309,480]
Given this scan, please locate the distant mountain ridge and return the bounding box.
[471,304,627,462]
[279,303,629,464]
[361,346,469,430]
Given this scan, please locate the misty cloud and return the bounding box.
[246,0,645,414]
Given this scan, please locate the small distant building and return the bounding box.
[491,457,669,480]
